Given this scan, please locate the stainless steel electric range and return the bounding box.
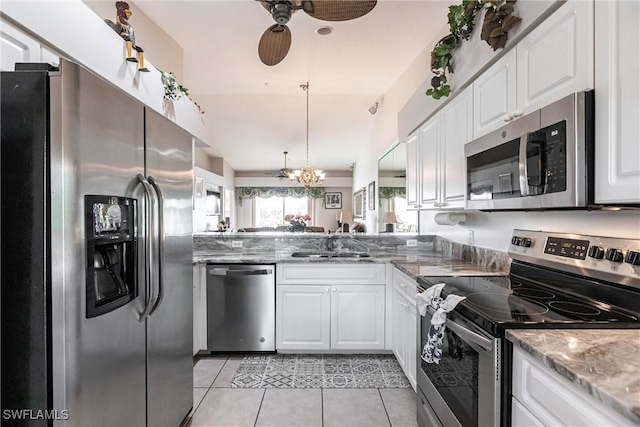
[416,230,640,427]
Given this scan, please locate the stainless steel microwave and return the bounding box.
[464,91,594,211]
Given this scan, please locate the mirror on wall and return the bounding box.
[377,142,418,233]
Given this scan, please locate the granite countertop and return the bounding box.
[193,250,508,278]
[506,329,640,424]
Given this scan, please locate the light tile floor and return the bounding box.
[185,355,418,427]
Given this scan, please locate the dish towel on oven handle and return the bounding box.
[415,283,445,316]
[421,294,466,364]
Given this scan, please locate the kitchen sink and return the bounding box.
[290,252,371,258]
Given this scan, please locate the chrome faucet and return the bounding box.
[324,236,336,252]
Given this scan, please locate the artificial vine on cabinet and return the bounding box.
[427,0,522,100]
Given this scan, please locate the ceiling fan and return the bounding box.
[257,0,377,66]
[265,151,294,178]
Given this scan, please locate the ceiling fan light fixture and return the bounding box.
[271,2,293,24]
[290,82,326,188]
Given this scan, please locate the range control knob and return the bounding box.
[521,238,532,248]
[587,246,605,260]
[625,250,640,266]
[605,248,624,263]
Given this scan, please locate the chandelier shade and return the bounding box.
[289,82,326,187]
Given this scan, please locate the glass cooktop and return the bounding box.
[418,273,640,337]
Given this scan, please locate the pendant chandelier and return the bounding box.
[289,82,326,187]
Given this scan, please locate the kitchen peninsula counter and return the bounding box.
[193,233,511,276]
[507,329,640,424]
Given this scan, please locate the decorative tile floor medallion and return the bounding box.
[229,354,411,389]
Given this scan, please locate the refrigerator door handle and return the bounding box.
[148,176,165,315]
[137,174,156,322]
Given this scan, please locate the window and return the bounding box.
[254,196,310,227]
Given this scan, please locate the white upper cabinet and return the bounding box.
[419,115,440,208]
[1,18,59,71]
[473,0,594,139]
[473,50,517,138]
[440,86,473,208]
[406,131,420,208]
[594,0,640,204]
[406,86,471,210]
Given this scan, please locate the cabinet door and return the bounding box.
[406,131,420,208]
[391,289,407,367]
[473,49,517,139]
[594,0,640,204]
[331,285,385,350]
[276,285,330,350]
[193,265,207,355]
[0,19,40,71]
[516,0,593,114]
[419,116,440,208]
[405,302,417,391]
[440,86,472,208]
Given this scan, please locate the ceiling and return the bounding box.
[134,0,450,173]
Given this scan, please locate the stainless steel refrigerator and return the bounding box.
[1,59,193,426]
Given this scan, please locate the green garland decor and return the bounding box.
[426,0,521,100]
[158,69,205,114]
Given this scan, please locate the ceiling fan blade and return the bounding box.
[302,0,377,22]
[258,24,292,66]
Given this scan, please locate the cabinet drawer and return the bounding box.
[392,268,417,304]
[277,263,386,285]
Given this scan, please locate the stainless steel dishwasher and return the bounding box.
[206,264,275,352]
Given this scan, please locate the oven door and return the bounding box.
[417,306,500,427]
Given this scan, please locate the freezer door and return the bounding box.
[53,60,147,425]
[144,108,194,426]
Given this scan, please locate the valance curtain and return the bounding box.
[378,186,406,202]
[237,187,326,206]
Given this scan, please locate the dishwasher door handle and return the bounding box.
[208,268,273,276]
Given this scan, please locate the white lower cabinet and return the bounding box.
[276,285,331,350]
[276,264,386,351]
[512,346,633,426]
[192,264,207,355]
[391,268,417,390]
[330,285,386,349]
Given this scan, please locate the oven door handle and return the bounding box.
[445,317,493,354]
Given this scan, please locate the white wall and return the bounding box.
[356,0,640,248]
[82,0,183,82]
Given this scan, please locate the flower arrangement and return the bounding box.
[217,220,228,231]
[285,214,311,232]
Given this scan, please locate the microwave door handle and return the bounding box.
[518,134,531,196]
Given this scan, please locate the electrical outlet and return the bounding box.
[468,230,475,245]
[406,239,418,247]
[231,241,243,248]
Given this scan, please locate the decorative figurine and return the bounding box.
[105,2,149,71]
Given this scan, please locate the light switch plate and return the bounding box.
[232,241,243,248]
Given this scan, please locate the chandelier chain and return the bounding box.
[289,81,325,187]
